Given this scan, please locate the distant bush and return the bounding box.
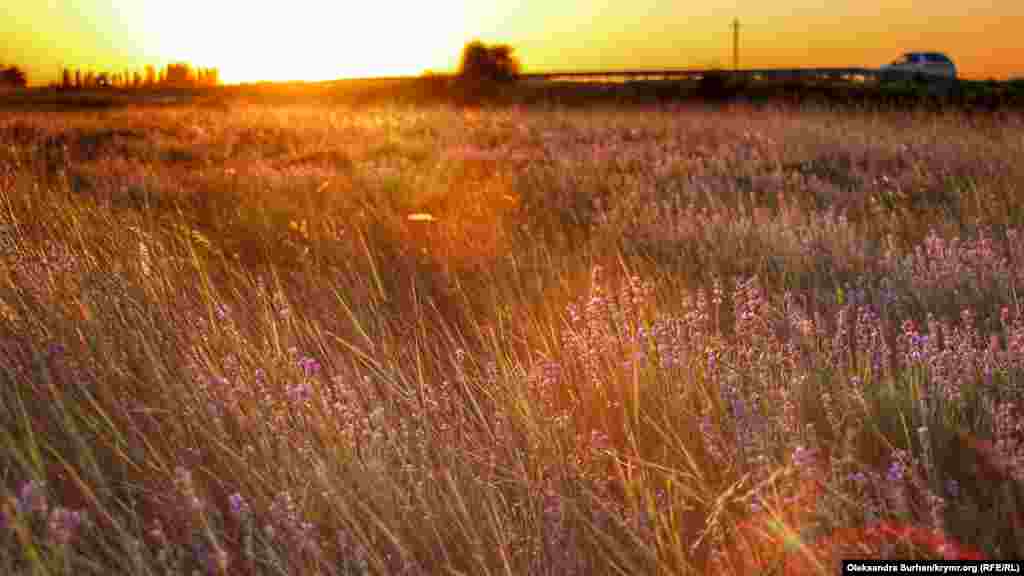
[696,69,739,101]
[451,40,522,105]
[457,40,520,83]
[0,65,28,88]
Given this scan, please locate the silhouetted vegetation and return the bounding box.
[457,40,521,83]
[163,62,218,87]
[695,69,744,101]
[58,62,218,90]
[451,40,522,105]
[0,65,28,88]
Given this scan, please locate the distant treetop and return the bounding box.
[0,65,28,88]
[457,40,521,83]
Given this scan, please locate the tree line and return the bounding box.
[0,61,219,89]
[59,62,219,89]
[3,39,515,91]
[0,64,28,88]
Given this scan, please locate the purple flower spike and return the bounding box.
[298,356,321,378]
[17,480,47,515]
[886,460,905,483]
[228,492,250,518]
[47,507,84,545]
[287,382,312,404]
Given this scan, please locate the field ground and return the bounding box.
[4,72,1024,111]
[1,83,1024,574]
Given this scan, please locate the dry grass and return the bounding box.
[1,93,1023,574]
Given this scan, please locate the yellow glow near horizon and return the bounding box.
[138,1,476,83]
[3,1,1022,84]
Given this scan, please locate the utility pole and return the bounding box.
[732,18,740,71]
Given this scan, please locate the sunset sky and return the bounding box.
[2,1,1021,85]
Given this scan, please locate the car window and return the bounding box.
[908,54,922,63]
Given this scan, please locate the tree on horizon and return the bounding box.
[457,40,521,83]
[0,65,28,88]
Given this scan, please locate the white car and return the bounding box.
[880,52,957,81]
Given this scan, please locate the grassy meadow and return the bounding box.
[1,85,1024,574]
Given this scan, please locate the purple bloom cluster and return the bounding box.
[267,491,320,558]
[47,507,85,546]
[227,492,250,519]
[3,480,87,546]
[17,479,47,515]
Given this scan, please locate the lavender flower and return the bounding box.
[173,466,203,513]
[268,491,319,555]
[886,459,906,484]
[945,478,960,499]
[287,382,312,404]
[17,480,47,515]
[297,356,321,378]
[792,445,817,470]
[228,492,250,519]
[47,507,84,546]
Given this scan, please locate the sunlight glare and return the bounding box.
[142,1,474,83]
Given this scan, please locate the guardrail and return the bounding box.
[519,68,885,83]
[315,68,951,87]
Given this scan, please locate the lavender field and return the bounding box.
[1,95,1023,574]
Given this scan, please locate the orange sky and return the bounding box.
[2,1,1021,84]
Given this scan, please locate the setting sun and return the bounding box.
[136,0,476,83]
